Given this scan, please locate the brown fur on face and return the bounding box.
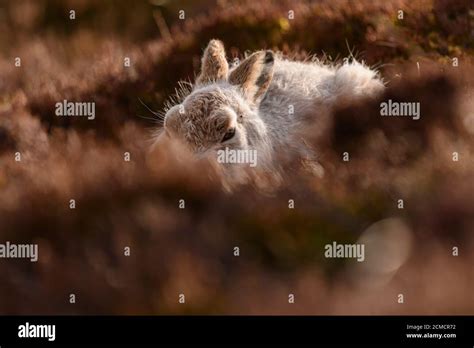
[164,88,241,153]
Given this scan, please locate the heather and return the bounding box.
[0,0,473,314]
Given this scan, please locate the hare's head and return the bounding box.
[162,40,274,158]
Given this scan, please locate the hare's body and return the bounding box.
[258,58,384,152]
[157,40,384,168]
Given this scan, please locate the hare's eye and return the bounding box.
[221,127,236,142]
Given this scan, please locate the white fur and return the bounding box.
[259,58,384,151]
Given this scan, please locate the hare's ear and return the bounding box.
[229,50,274,103]
[195,39,229,85]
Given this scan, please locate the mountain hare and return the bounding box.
[155,39,384,168]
